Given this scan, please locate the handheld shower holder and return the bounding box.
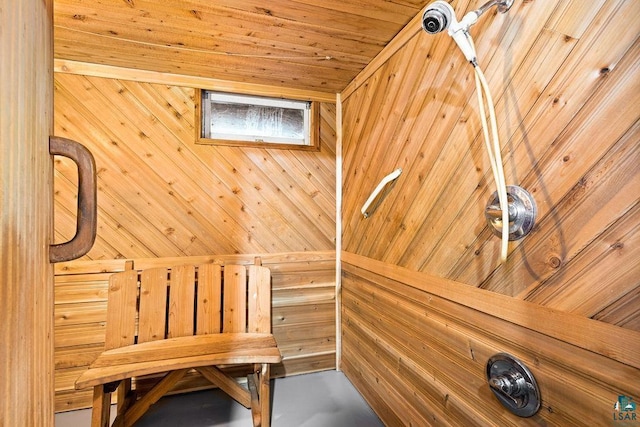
[485,185,537,240]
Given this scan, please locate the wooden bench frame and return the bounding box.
[75,261,281,427]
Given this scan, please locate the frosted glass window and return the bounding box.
[201,92,311,146]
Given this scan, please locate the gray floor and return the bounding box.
[55,370,383,427]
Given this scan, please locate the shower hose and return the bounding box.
[470,40,509,262]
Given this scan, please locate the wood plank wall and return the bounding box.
[342,253,639,426]
[53,72,336,259]
[342,0,639,326]
[54,251,336,411]
[0,1,55,425]
[52,68,337,411]
[340,0,640,424]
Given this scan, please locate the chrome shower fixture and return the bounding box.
[485,186,537,240]
[476,0,515,15]
[421,0,530,263]
[422,0,514,64]
[486,353,541,417]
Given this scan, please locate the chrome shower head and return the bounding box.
[421,0,515,64]
[421,1,453,35]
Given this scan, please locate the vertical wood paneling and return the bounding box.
[0,1,55,426]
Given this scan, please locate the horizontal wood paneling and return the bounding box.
[54,251,336,412]
[53,0,427,93]
[341,0,640,330]
[53,72,336,260]
[342,254,640,426]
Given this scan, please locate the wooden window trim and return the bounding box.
[195,89,321,151]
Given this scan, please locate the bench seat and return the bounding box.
[76,333,281,389]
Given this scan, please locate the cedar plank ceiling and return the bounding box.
[53,0,429,93]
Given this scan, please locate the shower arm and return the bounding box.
[474,0,514,16]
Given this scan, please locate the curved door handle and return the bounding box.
[50,136,97,263]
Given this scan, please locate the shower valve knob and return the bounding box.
[486,353,541,417]
[489,372,528,398]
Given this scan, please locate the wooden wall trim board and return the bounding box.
[55,251,335,275]
[342,252,639,370]
[335,92,343,370]
[54,59,336,103]
[54,251,336,412]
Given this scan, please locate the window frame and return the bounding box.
[195,89,320,151]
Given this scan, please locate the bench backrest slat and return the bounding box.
[138,267,168,343]
[105,270,138,350]
[248,265,271,333]
[195,264,222,335]
[168,265,196,338]
[104,263,271,351]
[222,265,247,333]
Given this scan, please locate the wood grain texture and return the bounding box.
[138,268,169,343]
[105,270,139,350]
[0,1,55,425]
[223,265,248,333]
[168,264,196,338]
[53,73,336,260]
[196,264,222,335]
[342,255,640,426]
[54,251,335,412]
[341,0,640,331]
[248,265,273,333]
[53,0,426,93]
[340,0,640,424]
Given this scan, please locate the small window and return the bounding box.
[196,90,320,150]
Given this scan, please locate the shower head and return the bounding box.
[422,1,479,63]
[421,1,453,35]
[421,0,515,64]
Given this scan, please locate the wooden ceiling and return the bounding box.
[53,0,428,94]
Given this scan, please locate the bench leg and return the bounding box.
[260,364,271,427]
[115,378,133,423]
[198,366,251,408]
[248,363,272,427]
[248,372,261,427]
[91,385,111,427]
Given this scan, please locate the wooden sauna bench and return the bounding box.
[54,251,337,413]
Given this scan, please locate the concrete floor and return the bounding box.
[55,370,383,427]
